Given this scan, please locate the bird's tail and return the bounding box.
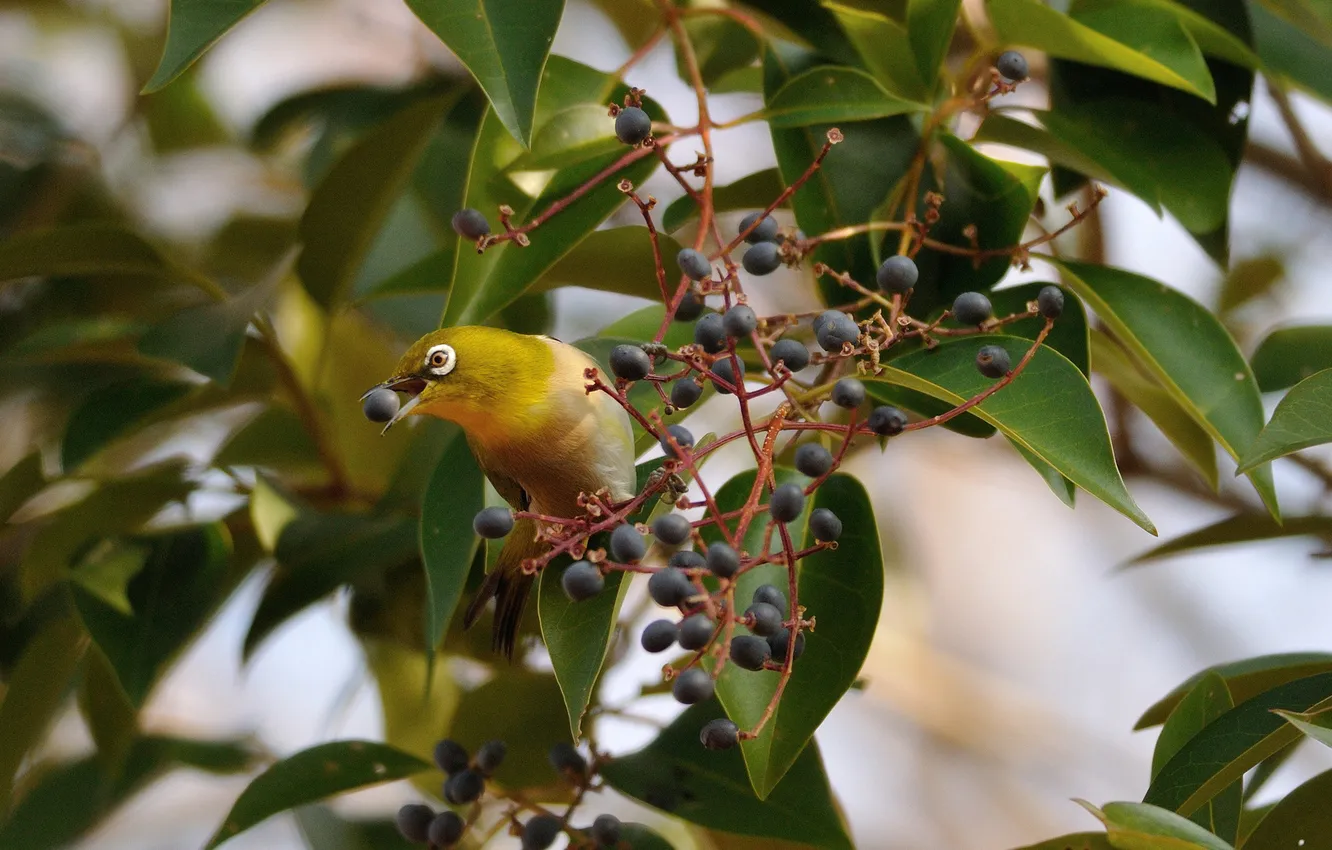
[463,517,542,660]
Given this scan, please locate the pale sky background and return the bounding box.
[5,1,1332,848]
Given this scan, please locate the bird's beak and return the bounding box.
[361,375,428,434]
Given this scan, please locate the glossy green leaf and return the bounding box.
[0,616,87,809]
[1008,835,1115,850]
[138,278,275,385]
[601,702,853,849]
[1218,255,1284,316]
[420,430,484,658]
[533,227,684,302]
[144,0,270,92]
[1103,0,1258,67]
[213,406,323,478]
[868,335,1154,533]
[763,65,926,128]
[404,0,564,147]
[909,0,963,90]
[0,223,174,287]
[61,378,192,471]
[448,670,572,790]
[73,524,234,707]
[293,806,418,850]
[675,14,761,88]
[1012,439,1077,507]
[245,511,419,660]
[992,283,1090,376]
[78,643,138,776]
[1251,325,1332,392]
[1274,706,1332,748]
[1253,0,1332,46]
[1144,671,1332,816]
[204,741,430,849]
[662,169,785,234]
[1135,653,1332,729]
[989,0,1216,98]
[823,3,927,99]
[517,104,623,171]
[588,0,659,49]
[1238,369,1332,471]
[700,469,882,798]
[0,451,44,523]
[1130,514,1332,566]
[1054,260,1276,517]
[442,59,663,327]
[1251,1,1332,103]
[0,736,254,850]
[617,824,676,850]
[297,96,447,310]
[1241,767,1332,850]
[1151,673,1240,842]
[1080,801,1235,850]
[1091,330,1217,490]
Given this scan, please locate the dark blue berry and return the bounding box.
[794,443,833,477]
[610,344,651,381]
[952,291,992,325]
[428,810,465,847]
[705,541,739,578]
[397,804,434,842]
[648,567,693,607]
[561,561,604,602]
[522,814,564,850]
[473,506,514,539]
[433,739,468,775]
[591,814,622,846]
[660,424,695,458]
[443,769,484,804]
[475,740,506,776]
[730,635,771,670]
[610,524,646,562]
[653,513,692,546]
[672,668,714,704]
[739,211,779,244]
[712,357,745,394]
[700,718,739,749]
[769,483,805,523]
[868,405,907,436]
[769,628,805,662]
[809,507,842,541]
[451,208,490,239]
[742,241,782,275]
[675,289,705,321]
[670,550,705,569]
[670,378,703,409]
[997,50,1029,82]
[752,585,787,617]
[677,248,712,282]
[548,742,588,777]
[876,255,918,293]
[694,312,726,353]
[1037,285,1064,319]
[641,618,678,652]
[746,602,782,636]
[678,614,714,650]
[362,388,399,423]
[831,377,865,409]
[723,304,758,337]
[815,311,859,352]
[769,338,810,372]
[976,344,1011,379]
[615,106,652,145]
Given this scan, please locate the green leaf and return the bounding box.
[441,58,663,326]
[144,0,270,92]
[763,65,926,128]
[1251,325,1332,392]
[297,96,447,310]
[1090,330,1217,490]
[1238,369,1332,471]
[73,524,234,708]
[988,0,1216,99]
[60,378,192,472]
[601,703,853,849]
[533,227,684,302]
[1080,800,1235,849]
[419,429,484,659]
[1218,254,1284,316]
[675,14,761,88]
[1251,1,1332,103]
[1151,673,1240,842]
[1144,671,1332,816]
[1241,767,1332,850]
[991,283,1090,376]
[701,470,882,798]
[1135,653,1332,729]
[0,736,254,850]
[293,806,418,850]
[1008,835,1115,850]
[448,670,573,790]
[1054,260,1276,517]
[1130,514,1332,565]
[138,277,275,385]
[908,0,963,90]
[79,644,139,776]
[823,3,927,100]
[588,0,659,49]
[0,451,44,523]
[1108,0,1259,67]
[1274,706,1332,748]
[404,0,564,147]
[662,169,785,234]
[0,615,88,809]
[516,104,624,171]
[867,335,1155,533]
[1012,439,1077,507]
[204,741,430,849]
[1253,0,1332,46]
[0,223,176,287]
[245,511,419,660]
[617,824,677,850]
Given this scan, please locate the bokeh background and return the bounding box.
[4,1,1332,848]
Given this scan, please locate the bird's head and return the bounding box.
[363,326,555,439]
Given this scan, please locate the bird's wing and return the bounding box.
[466,435,529,511]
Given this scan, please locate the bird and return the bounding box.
[363,326,637,658]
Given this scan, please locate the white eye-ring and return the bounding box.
[424,343,456,376]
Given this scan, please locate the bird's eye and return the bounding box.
[424,344,456,376]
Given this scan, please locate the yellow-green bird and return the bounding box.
[364,326,636,658]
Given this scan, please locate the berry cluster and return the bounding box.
[397,738,634,849]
